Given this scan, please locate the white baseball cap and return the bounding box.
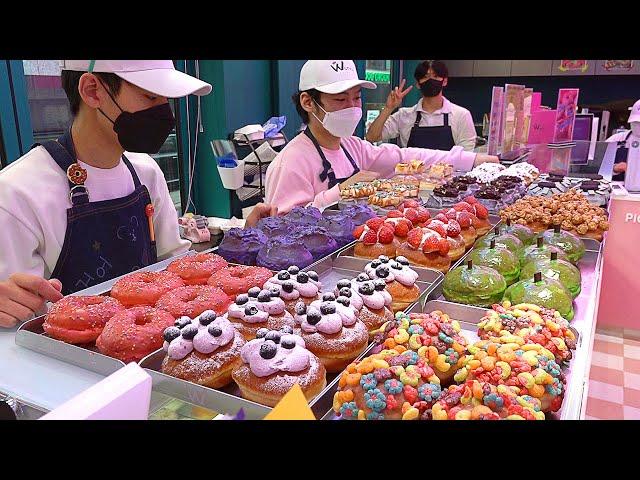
[629,99,640,123]
[299,60,376,94]
[61,60,212,98]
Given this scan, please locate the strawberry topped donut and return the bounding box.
[397,226,451,272]
[382,214,414,248]
[458,197,491,236]
[425,218,465,261]
[353,217,396,259]
[440,209,478,249]
[398,201,431,228]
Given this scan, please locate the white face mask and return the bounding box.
[312,101,362,138]
[631,122,640,138]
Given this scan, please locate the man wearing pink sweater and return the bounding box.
[265,60,499,213]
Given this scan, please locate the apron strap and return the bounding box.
[413,110,422,127]
[121,154,142,188]
[443,112,449,127]
[304,127,358,189]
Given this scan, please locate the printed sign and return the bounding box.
[553,88,580,143]
[558,60,589,72]
[603,60,634,72]
[487,86,504,155]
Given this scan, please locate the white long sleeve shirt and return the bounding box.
[377,97,477,151]
[0,145,191,282]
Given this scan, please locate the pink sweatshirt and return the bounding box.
[265,132,477,213]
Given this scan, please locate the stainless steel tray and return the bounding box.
[14,249,208,375]
[315,299,583,420]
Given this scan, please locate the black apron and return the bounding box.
[32,129,157,295]
[303,128,359,188]
[613,131,633,181]
[407,110,456,150]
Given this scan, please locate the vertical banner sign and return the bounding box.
[502,84,525,154]
[521,88,534,146]
[487,86,504,155]
[553,88,580,142]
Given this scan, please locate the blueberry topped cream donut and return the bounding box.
[364,255,421,312]
[226,288,295,340]
[263,266,322,314]
[231,328,327,407]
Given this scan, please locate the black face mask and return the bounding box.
[420,78,444,98]
[98,81,176,154]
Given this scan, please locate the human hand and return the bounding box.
[245,202,278,227]
[385,79,413,111]
[613,162,627,174]
[0,274,63,328]
[473,154,500,166]
[340,170,380,189]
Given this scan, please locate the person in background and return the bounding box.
[366,60,477,151]
[606,99,640,181]
[0,60,215,328]
[265,60,498,213]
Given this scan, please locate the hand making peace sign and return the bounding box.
[385,79,413,111]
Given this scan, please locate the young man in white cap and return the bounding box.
[265,60,498,213]
[0,60,271,328]
[606,99,640,180]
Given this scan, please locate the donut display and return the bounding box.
[43,296,125,344]
[166,253,228,285]
[95,306,175,363]
[155,285,232,319]
[110,271,185,307]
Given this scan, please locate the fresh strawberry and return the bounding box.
[444,209,457,220]
[438,238,451,256]
[435,213,450,223]
[464,196,478,204]
[406,228,424,250]
[378,226,395,244]
[353,225,365,240]
[447,219,461,237]
[365,217,384,231]
[394,220,411,238]
[426,221,447,238]
[403,208,418,224]
[362,230,378,245]
[456,211,472,228]
[386,210,403,219]
[473,203,489,219]
[454,201,474,213]
[402,199,420,209]
[416,207,431,224]
[421,234,440,253]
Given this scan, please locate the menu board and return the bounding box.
[502,84,525,154]
[553,88,580,143]
[487,86,504,155]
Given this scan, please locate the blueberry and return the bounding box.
[277,270,290,281]
[258,290,272,303]
[244,305,259,316]
[181,325,198,340]
[379,255,390,263]
[337,279,352,289]
[320,302,337,315]
[269,286,281,297]
[370,259,382,268]
[337,296,351,307]
[198,311,216,326]
[308,271,319,281]
[174,317,191,329]
[295,302,307,315]
[322,293,336,302]
[390,261,403,271]
[376,265,390,278]
[288,266,300,275]
[265,331,281,344]
[297,272,309,284]
[235,294,249,305]
[208,324,222,337]
[339,287,352,298]
[282,282,295,293]
[374,279,387,291]
[256,328,269,338]
[359,282,375,295]
[306,310,322,325]
[356,273,370,283]
[248,287,261,298]
[259,342,278,360]
[163,326,181,343]
[396,256,410,266]
[280,325,294,335]
[281,337,297,349]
